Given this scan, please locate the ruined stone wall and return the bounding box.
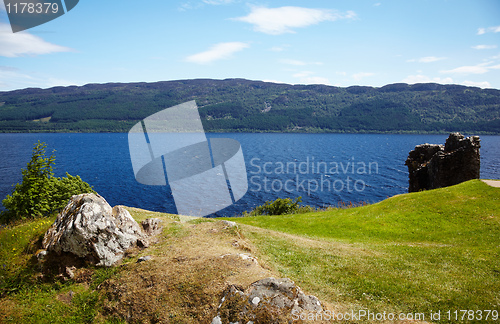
[405,133,480,192]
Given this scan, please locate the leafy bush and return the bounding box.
[0,141,95,224]
[243,197,314,216]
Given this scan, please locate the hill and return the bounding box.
[0,79,499,134]
[0,180,498,322]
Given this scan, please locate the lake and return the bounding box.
[0,133,499,217]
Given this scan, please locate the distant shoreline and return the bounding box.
[1,129,500,135]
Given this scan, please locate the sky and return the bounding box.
[0,0,499,91]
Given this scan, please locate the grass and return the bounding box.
[227,180,500,321]
[0,179,498,323]
[0,216,54,295]
[0,214,126,323]
[233,180,499,244]
[0,211,142,324]
[0,205,277,323]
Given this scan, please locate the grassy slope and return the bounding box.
[0,180,498,323]
[228,180,500,319]
[0,209,282,323]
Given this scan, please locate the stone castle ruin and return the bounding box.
[405,133,480,192]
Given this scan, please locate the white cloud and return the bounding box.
[290,70,330,85]
[402,75,453,84]
[419,56,447,63]
[352,72,374,81]
[407,56,447,63]
[298,76,330,85]
[177,1,204,11]
[178,3,194,11]
[269,45,288,52]
[0,66,78,91]
[202,0,233,4]
[477,26,500,35]
[373,3,381,6]
[0,68,35,90]
[0,65,18,72]
[232,6,356,35]
[461,80,491,88]
[178,0,233,11]
[0,23,73,57]
[490,53,500,60]
[262,79,287,84]
[441,62,500,75]
[280,59,307,66]
[471,45,497,50]
[279,59,322,66]
[185,42,249,64]
[443,65,488,74]
[292,71,314,78]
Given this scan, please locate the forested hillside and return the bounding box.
[0,78,499,133]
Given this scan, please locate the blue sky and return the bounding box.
[0,0,499,91]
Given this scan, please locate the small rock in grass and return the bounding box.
[222,220,237,228]
[137,256,152,263]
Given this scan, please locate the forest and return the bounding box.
[0,78,499,134]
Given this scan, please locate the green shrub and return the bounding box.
[243,197,314,216]
[49,173,96,212]
[1,141,95,224]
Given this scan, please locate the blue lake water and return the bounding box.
[0,133,499,217]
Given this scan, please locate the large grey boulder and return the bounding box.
[42,193,148,267]
[405,133,480,192]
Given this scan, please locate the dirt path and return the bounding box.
[482,179,500,188]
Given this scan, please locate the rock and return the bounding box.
[211,315,222,324]
[217,277,323,323]
[222,220,237,228]
[220,253,259,266]
[405,133,480,192]
[238,253,256,262]
[141,218,163,236]
[137,256,152,263]
[42,193,148,267]
[36,249,48,261]
[66,266,76,279]
[248,278,322,312]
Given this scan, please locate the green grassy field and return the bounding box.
[0,179,498,323]
[228,180,500,321]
